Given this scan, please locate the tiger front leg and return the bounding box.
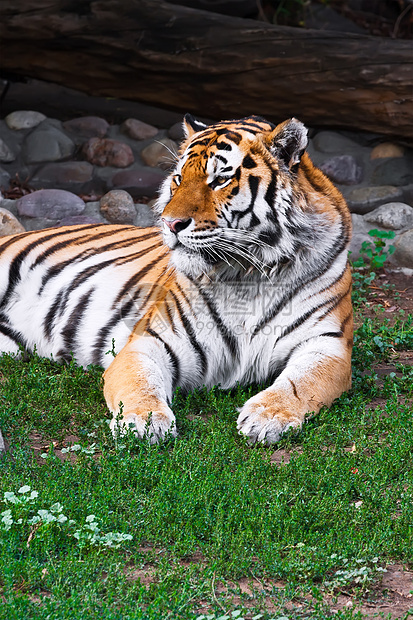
[103,335,177,443]
[237,339,352,444]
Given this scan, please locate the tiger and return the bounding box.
[0,115,353,444]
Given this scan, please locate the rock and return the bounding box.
[364,202,413,231]
[5,110,46,130]
[82,138,134,168]
[348,213,370,261]
[0,196,17,215]
[370,143,404,160]
[140,138,178,169]
[82,201,106,223]
[168,121,185,142]
[402,184,413,207]
[393,230,413,269]
[63,116,109,138]
[0,138,16,163]
[0,208,25,236]
[100,190,136,224]
[16,189,85,220]
[30,162,94,192]
[371,158,413,187]
[320,155,363,185]
[0,168,10,190]
[135,202,155,227]
[121,118,159,141]
[0,121,25,163]
[111,168,165,198]
[312,131,359,154]
[58,215,103,227]
[23,125,75,164]
[347,186,403,215]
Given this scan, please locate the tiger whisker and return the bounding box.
[156,141,179,162]
[214,238,270,268]
[212,240,270,279]
[202,242,234,270]
[193,235,270,274]
[221,229,274,252]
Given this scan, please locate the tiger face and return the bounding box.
[156,115,310,279]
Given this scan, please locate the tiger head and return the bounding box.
[156,114,343,280]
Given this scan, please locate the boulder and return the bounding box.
[364,202,413,231]
[0,208,25,236]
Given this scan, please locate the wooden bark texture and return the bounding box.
[1,0,412,137]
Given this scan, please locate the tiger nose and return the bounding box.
[162,217,192,234]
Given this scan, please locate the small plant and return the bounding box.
[351,228,396,307]
[1,485,132,550]
[74,514,133,549]
[324,555,387,593]
[353,228,396,271]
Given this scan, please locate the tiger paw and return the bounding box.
[237,394,302,445]
[109,407,177,443]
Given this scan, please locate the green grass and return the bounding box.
[0,295,412,619]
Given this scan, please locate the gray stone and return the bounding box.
[402,184,413,208]
[30,162,94,192]
[82,201,107,223]
[0,138,16,163]
[0,208,25,236]
[347,186,403,215]
[23,126,75,164]
[364,203,413,231]
[16,189,85,220]
[0,168,10,191]
[140,138,178,169]
[0,197,17,216]
[168,121,185,142]
[58,215,103,227]
[5,110,46,130]
[63,116,109,138]
[312,131,360,154]
[320,155,363,185]
[111,168,165,198]
[393,230,413,269]
[0,120,26,147]
[348,214,370,261]
[82,138,134,168]
[19,217,65,232]
[371,158,413,187]
[121,119,159,141]
[135,202,155,227]
[100,190,136,224]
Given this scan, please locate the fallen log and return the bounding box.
[1,0,412,138]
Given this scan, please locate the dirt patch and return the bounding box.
[270,448,303,466]
[124,566,157,588]
[323,564,413,619]
[29,431,85,464]
[179,551,206,567]
[356,270,413,325]
[213,566,412,618]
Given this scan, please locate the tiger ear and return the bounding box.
[183,114,208,138]
[268,118,308,171]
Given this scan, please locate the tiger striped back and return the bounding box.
[0,115,352,444]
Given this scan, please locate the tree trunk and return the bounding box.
[1,0,412,138]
